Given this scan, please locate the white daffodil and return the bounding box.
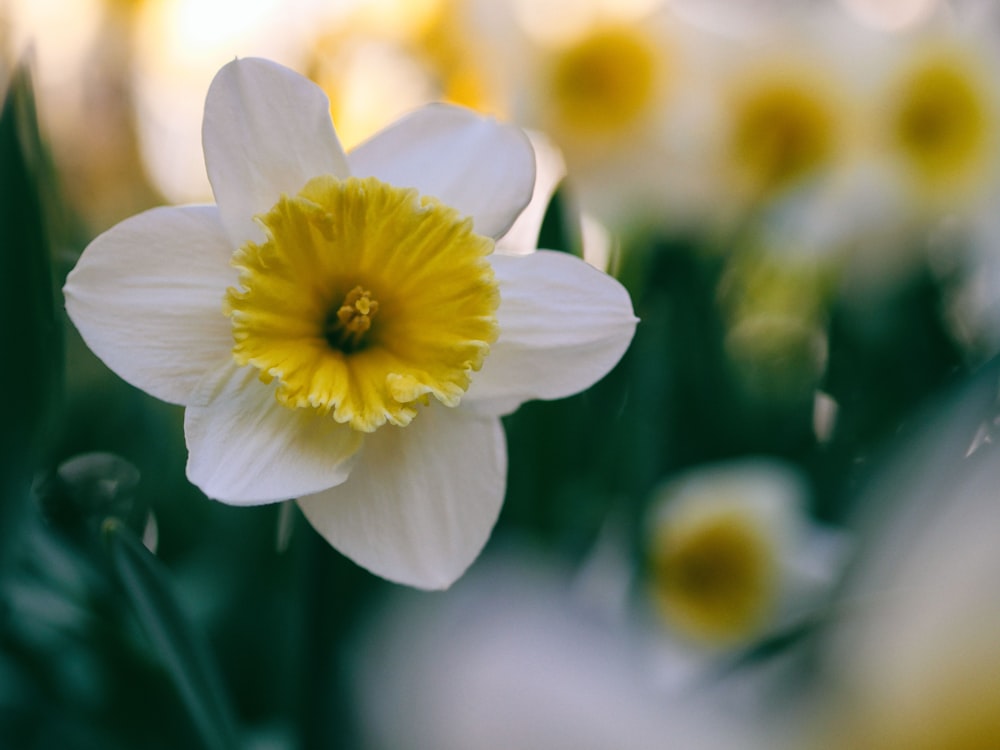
[645,459,845,648]
[713,44,858,211]
[63,57,637,590]
[483,0,720,231]
[350,552,765,750]
[860,30,1000,219]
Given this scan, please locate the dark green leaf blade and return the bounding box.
[103,519,241,750]
[0,59,64,568]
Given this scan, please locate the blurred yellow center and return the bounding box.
[730,79,838,195]
[226,175,499,433]
[548,26,660,137]
[650,510,777,643]
[890,54,990,188]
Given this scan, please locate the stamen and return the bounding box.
[326,286,379,353]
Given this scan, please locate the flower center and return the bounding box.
[226,175,499,433]
[546,25,662,139]
[889,51,991,189]
[325,285,380,353]
[649,511,777,643]
[729,75,839,197]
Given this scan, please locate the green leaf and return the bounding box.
[103,519,241,750]
[537,188,582,256]
[0,60,64,568]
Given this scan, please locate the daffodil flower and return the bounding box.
[64,57,637,589]
[646,459,844,647]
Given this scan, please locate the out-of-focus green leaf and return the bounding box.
[0,60,63,569]
[103,519,240,750]
[536,188,582,256]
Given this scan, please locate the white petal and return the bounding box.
[347,103,535,239]
[202,57,350,248]
[64,205,235,406]
[297,406,506,590]
[465,251,638,415]
[184,364,364,505]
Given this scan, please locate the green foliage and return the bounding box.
[103,519,241,750]
[0,61,63,572]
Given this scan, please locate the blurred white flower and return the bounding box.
[488,0,718,230]
[707,32,862,217]
[645,459,845,649]
[867,30,1000,215]
[350,550,768,750]
[796,366,1000,749]
[64,57,637,589]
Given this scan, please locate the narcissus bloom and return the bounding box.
[720,52,853,205]
[877,36,1000,209]
[64,58,637,589]
[646,459,835,646]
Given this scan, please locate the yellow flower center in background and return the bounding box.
[729,77,839,197]
[547,25,661,139]
[226,175,499,433]
[650,509,778,644]
[889,51,991,191]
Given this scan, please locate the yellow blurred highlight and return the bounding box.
[650,508,778,644]
[723,61,850,201]
[545,26,661,140]
[307,0,504,150]
[131,0,309,203]
[880,42,998,205]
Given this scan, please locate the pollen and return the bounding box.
[226,175,499,433]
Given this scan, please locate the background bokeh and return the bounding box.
[4,0,1000,747]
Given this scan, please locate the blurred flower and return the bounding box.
[645,459,843,648]
[868,31,1000,217]
[795,367,1000,749]
[351,550,767,750]
[492,0,717,230]
[711,35,859,214]
[63,57,637,589]
[536,21,666,145]
[718,242,833,401]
